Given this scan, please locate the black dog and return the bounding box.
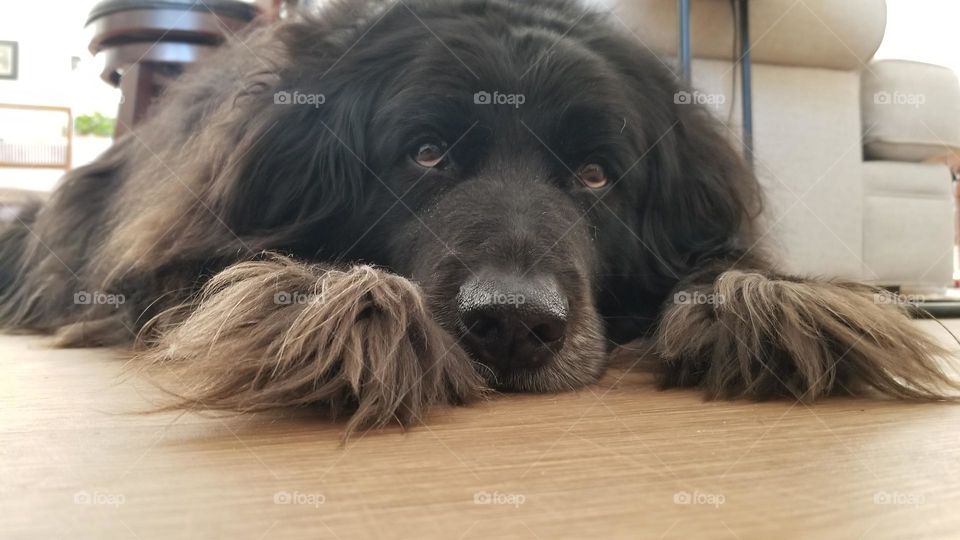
[0,0,954,430]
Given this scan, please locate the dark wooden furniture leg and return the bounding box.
[115,63,157,138]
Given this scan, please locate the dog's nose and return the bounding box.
[457,273,568,370]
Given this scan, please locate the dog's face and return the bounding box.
[393,157,608,393]
[242,0,756,392]
[358,2,643,391]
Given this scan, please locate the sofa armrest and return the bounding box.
[861,59,960,162]
[608,0,885,71]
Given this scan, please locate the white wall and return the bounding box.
[0,0,120,110]
[875,0,960,76]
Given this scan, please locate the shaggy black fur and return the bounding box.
[0,0,955,428]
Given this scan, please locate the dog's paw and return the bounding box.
[139,255,485,433]
[654,270,959,401]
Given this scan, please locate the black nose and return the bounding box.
[457,272,568,370]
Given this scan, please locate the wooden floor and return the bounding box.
[2,321,960,540]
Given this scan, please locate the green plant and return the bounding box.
[74,112,116,137]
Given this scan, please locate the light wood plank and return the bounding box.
[2,321,959,539]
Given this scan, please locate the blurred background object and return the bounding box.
[611,0,960,297]
[0,0,267,192]
[85,0,261,137]
[0,104,72,171]
[0,0,116,192]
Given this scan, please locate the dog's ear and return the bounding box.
[595,40,763,286]
[639,95,762,280]
[100,13,410,277]
[192,17,405,247]
[203,75,371,242]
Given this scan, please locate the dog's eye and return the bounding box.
[413,142,448,168]
[576,163,608,189]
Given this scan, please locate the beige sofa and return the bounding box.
[611,0,960,288]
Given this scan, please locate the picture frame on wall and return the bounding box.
[0,41,19,80]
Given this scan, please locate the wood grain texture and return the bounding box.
[2,320,959,539]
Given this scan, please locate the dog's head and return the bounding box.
[208,0,759,392]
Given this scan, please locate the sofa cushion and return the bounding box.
[862,162,954,285]
[606,0,886,71]
[861,60,960,162]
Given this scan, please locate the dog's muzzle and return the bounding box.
[456,270,568,372]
